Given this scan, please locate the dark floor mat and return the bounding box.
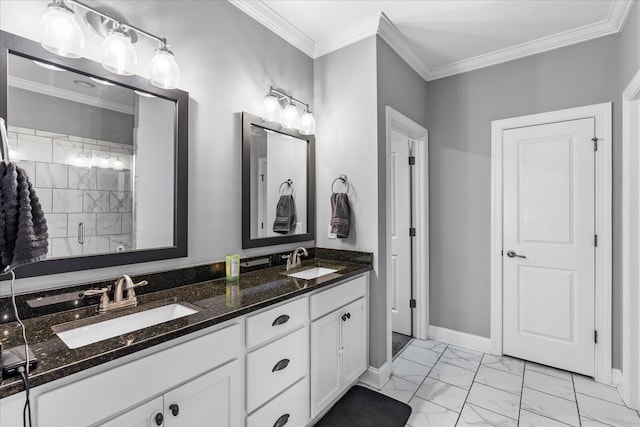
[314,385,411,427]
[392,331,412,357]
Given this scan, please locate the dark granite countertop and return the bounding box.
[0,258,371,399]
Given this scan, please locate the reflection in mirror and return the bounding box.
[7,53,175,259]
[242,112,315,249]
[250,125,307,238]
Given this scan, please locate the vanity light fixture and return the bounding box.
[38,0,181,89]
[39,0,85,58]
[261,86,316,135]
[281,98,300,130]
[100,23,137,76]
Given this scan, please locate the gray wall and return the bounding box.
[314,37,380,364]
[8,87,134,145]
[426,35,622,366]
[375,36,428,355]
[0,0,314,295]
[621,2,640,88]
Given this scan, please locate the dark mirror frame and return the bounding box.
[242,112,315,248]
[0,30,188,279]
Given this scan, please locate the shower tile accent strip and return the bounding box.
[7,125,134,257]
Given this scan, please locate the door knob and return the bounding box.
[506,250,527,259]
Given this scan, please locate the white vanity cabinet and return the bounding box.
[35,322,244,427]
[310,274,369,419]
[101,360,242,427]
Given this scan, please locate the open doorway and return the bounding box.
[385,107,429,361]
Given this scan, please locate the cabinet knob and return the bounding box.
[273,413,290,427]
[154,412,164,425]
[169,403,180,416]
[272,358,290,372]
[272,314,290,326]
[341,312,351,321]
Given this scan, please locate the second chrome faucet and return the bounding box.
[282,247,309,271]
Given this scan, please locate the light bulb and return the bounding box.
[299,110,316,135]
[101,27,137,76]
[39,1,85,58]
[150,45,180,89]
[281,101,299,129]
[261,93,281,123]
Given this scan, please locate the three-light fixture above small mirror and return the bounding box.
[261,87,316,135]
[38,0,180,89]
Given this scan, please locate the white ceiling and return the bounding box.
[230,0,634,81]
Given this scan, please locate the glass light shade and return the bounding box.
[39,3,85,58]
[150,47,180,89]
[261,94,281,123]
[299,111,316,135]
[101,29,137,76]
[281,102,299,129]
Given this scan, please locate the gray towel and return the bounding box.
[1,162,48,272]
[273,195,296,234]
[330,192,351,238]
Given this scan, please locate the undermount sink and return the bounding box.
[287,267,339,280]
[56,303,197,349]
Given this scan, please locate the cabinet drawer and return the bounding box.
[247,297,308,349]
[246,378,309,427]
[247,327,309,413]
[310,274,367,320]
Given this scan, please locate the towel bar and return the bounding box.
[331,174,349,193]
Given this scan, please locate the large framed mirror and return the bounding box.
[242,112,315,248]
[0,30,188,278]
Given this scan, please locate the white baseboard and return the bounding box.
[429,325,492,353]
[359,362,391,390]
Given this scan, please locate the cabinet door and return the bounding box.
[99,397,164,427]
[341,297,368,386]
[310,312,341,419]
[164,359,243,427]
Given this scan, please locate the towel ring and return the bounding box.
[279,179,294,195]
[331,174,349,193]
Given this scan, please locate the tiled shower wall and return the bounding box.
[6,125,134,258]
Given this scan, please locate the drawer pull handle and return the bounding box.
[154,412,164,425]
[169,403,180,416]
[272,358,290,372]
[273,414,290,427]
[272,314,290,326]
[341,312,351,321]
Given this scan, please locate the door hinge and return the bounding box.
[409,227,416,237]
[594,330,598,344]
[595,234,598,247]
[410,299,417,308]
[409,156,415,165]
[592,137,598,151]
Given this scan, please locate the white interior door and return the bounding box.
[503,118,596,376]
[391,134,412,336]
[257,158,267,237]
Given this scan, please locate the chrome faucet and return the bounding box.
[282,247,308,271]
[83,274,148,313]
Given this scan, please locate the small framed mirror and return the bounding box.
[242,112,315,248]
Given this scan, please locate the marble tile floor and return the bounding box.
[372,338,640,427]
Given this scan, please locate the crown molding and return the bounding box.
[232,0,635,82]
[427,10,630,81]
[9,76,135,115]
[314,13,380,58]
[376,12,432,81]
[229,0,315,57]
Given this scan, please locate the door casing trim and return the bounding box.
[385,106,429,369]
[490,102,612,384]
